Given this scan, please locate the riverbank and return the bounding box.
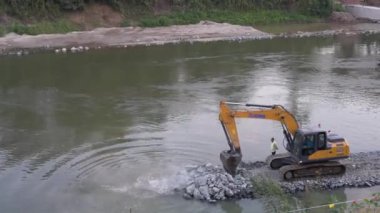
[0,21,271,55]
[1,21,379,56]
[0,1,334,31]
[0,25,379,213]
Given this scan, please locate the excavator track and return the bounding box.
[266,153,296,169]
[279,161,346,180]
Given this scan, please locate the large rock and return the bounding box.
[225,188,234,197]
[215,190,226,200]
[193,188,203,200]
[220,174,228,184]
[185,184,195,195]
[212,187,220,194]
[226,174,234,182]
[199,186,210,200]
[195,176,208,187]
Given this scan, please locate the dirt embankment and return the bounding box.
[66,4,124,30]
[1,21,380,56]
[0,21,271,55]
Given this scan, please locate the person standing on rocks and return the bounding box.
[271,137,279,155]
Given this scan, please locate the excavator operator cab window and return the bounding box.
[317,132,327,150]
[293,132,303,157]
[302,134,315,156]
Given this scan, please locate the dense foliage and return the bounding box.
[0,0,333,18]
[137,10,314,27]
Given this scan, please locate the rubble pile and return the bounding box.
[182,163,254,202]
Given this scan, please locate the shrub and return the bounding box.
[7,20,77,35]
[251,175,294,212]
[0,0,333,21]
[296,0,333,16]
[4,0,60,18]
[0,26,5,36]
[54,0,85,11]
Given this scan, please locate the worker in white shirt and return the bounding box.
[270,137,278,155]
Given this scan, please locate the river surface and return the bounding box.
[0,33,379,213]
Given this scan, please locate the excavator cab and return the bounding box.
[289,129,349,164]
[289,130,327,160]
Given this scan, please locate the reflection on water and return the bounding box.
[0,33,379,213]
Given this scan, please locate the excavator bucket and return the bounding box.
[220,150,242,176]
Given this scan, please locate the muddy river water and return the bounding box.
[0,33,379,212]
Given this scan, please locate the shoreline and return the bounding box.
[0,21,380,56]
[0,21,271,55]
[181,151,380,203]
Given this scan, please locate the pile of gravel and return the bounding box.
[239,161,267,170]
[280,174,380,194]
[182,163,254,202]
[280,152,380,193]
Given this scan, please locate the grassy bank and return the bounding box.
[134,9,317,27]
[251,176,380,212]
[0,0,336,36]
[251,176,294,212]
[0,9,319,37]
[0,20,78,37]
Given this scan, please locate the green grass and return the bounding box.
[135,9,317,27]
[252,176,380,212]
[5,20,78,36]
[251,175,295,212]
[0,26,5,37]
[333,2,345,12]
[0,8,320,37]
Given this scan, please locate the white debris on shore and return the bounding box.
[55,46,89,54]
[1,20,379,57]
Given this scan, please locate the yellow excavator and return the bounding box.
[219,101,350,180]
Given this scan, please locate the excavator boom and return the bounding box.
[219,101,299,175]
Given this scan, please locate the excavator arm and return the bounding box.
[219,101,300,174]
[219,101,299,153]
